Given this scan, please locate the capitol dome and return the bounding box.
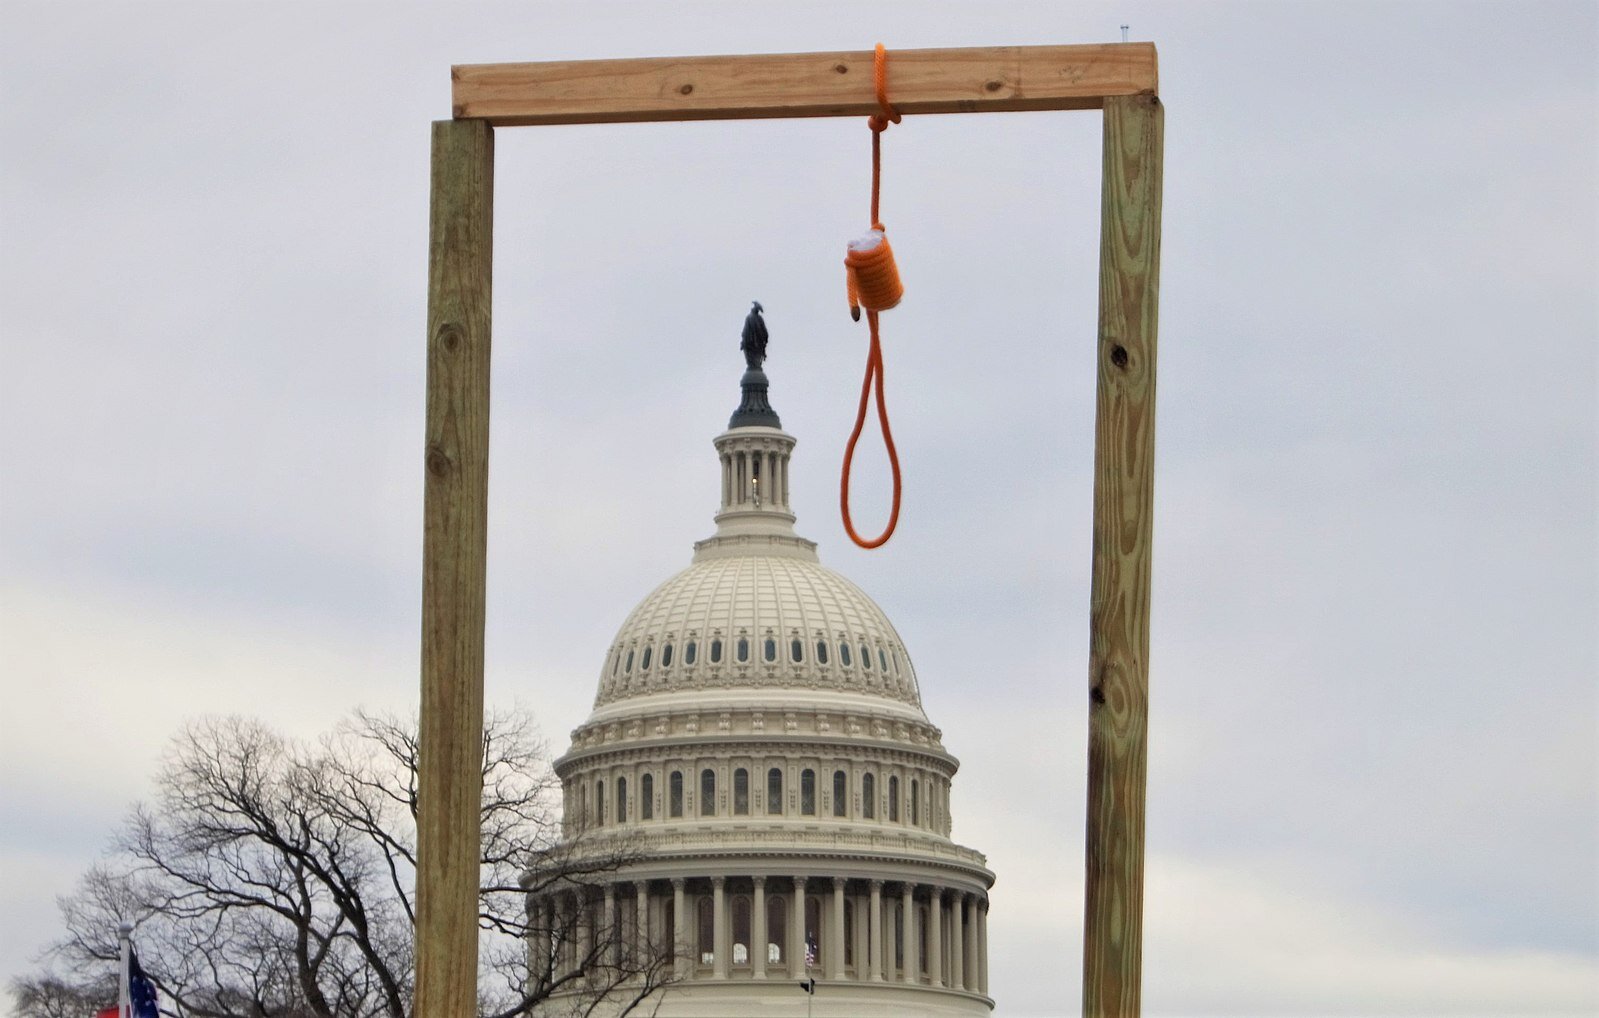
[531,311,993,1017]
[592,548,925,718]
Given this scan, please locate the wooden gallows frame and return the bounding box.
[418,42,1162,1018]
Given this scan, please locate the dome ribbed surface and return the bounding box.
[595,554,922,711]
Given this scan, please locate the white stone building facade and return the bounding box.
[532,345,993,1016]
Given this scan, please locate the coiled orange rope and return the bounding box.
[840,43,904,550]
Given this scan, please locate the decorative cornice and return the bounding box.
[549,825,994,888]
[555,734,958,776]
[557,705,949,771]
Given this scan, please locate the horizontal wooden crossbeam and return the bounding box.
[452,42,1158,126]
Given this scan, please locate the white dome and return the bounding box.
[541,350,992,1018]
[594,553,923,712]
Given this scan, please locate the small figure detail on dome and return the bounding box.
[740,301,768,369]
[729,302,781,429]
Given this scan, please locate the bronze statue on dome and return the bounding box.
[740,301,768,369]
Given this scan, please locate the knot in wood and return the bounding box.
[425,446,453,479]
[437,323,464,353]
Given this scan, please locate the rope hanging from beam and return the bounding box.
[840,43,905,550]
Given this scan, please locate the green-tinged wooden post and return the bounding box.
[417,117,494,1018]
[1083,92,1162,1018]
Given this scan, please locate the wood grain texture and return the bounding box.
[452,43,1157,126]
[1083,93,1163,1018]
[416,117,493,1018]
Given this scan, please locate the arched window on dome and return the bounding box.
[732,895,752,967]
[815,639,828,664]
[625,650,634,673]
[804,896,823,964]
[733,768,749,815]
[892,900,903,970]
[613,899,628,963]
[698,896,714,965]
[641,773,654,820]
[919,905,930,975]
[844,897,855,967]
[640,646,651,671]
[611,651,620,677]
[709,638,721,664]
[700,769,716,816]
[616,777,627,823]
[860,645,872,671]
[888,776,899,822]
[579,783,588,828]
[685,640,697,665]
[839,641,852,667]
[790,638,803,663]
[800,769,816,815]
[732,894,751,965]
[663,897,676,964]
[891,648,901,674]
[833,771,847,817]
[766,894,787,964]
[736,638,749,663]
[763,638,776,663]
[669,771,683,818]
[767,768,783,815]
[862,773,875,819]
[879,647,890,673]
[910,778,920,825]
[595,780,606,827]
[661,643,673,668]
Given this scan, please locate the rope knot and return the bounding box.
[844,228,903,313]
[870,42,900,131]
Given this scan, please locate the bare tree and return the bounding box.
[11,709,671,1018]
[9,974,118,1018]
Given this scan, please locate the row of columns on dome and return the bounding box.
[530,875,988,994]
[720,445,789,510]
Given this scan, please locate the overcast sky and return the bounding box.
[2,2,1595,1016]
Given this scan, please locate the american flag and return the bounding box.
[804,933,818,968]
[94,946,159,1018]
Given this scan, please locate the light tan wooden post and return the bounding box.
[417,116,494,1018]
[1082,91,1162,1018]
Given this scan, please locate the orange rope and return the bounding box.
[840,310,900,548]
[840,43,904,550]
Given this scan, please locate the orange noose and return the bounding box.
[840,43,904,550]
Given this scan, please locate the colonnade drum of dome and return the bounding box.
[528,359,994,1016]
